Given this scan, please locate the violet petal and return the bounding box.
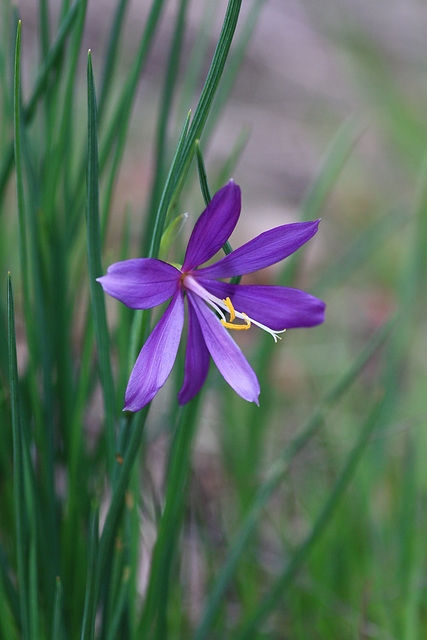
[177,297,210,405]
[124,291,185,411]
[182,180,241,271]
[96,258,181,309]
[188,292,260,404]
[199,279,325,330]
[196,220,320,279]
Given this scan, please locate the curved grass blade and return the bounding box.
[143,0,243,269]
[202,0,267,143]
[143,0,191,255]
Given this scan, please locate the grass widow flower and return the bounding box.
[97,181,325,411]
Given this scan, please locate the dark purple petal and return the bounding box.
[97,258,181,309]
[124,291,184,411]
[182,180,241,271]
[177,297,210,405]
[199,279,325,330]
[196,220,320,279]
[188,292,260,404]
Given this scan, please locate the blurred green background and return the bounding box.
[1,1,427,638]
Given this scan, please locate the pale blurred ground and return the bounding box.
[15,0,427,239]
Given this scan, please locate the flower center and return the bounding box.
[183,275,286,342]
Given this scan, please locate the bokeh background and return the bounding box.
[2,0,427,637]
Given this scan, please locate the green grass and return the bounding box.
[1,1,427,639]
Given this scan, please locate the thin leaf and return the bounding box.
[80,506,99,640]
[8,272,29,639]
[86,50,116,474]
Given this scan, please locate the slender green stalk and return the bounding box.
[52,577,63,640]
[147,0,243,262]
[80,507,99,640]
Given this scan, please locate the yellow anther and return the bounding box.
[223,297,236,321]
[221,313,251,331]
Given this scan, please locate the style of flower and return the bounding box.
[97,181,325,411]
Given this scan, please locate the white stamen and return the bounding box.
[183,275,286,342]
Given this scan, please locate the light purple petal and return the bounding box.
[124,291,185,411]
[97,258,181,309]
[188,292,260,405]
[195,220,320,280]
[177,297,210,405]
[198,279,325,330]
[182,180,241,271]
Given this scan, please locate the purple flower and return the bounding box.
[97,181,325,411]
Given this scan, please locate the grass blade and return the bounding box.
[80,507,99,640]
[52,577,63,640]
[143,0,191,254]
[86,50,116,475]
[7,272,29,640]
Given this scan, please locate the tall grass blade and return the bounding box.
[86,50,116,475]
[80,507,99,640]
[7,272,29,640]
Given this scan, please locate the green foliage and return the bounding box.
[1,1,426,639]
